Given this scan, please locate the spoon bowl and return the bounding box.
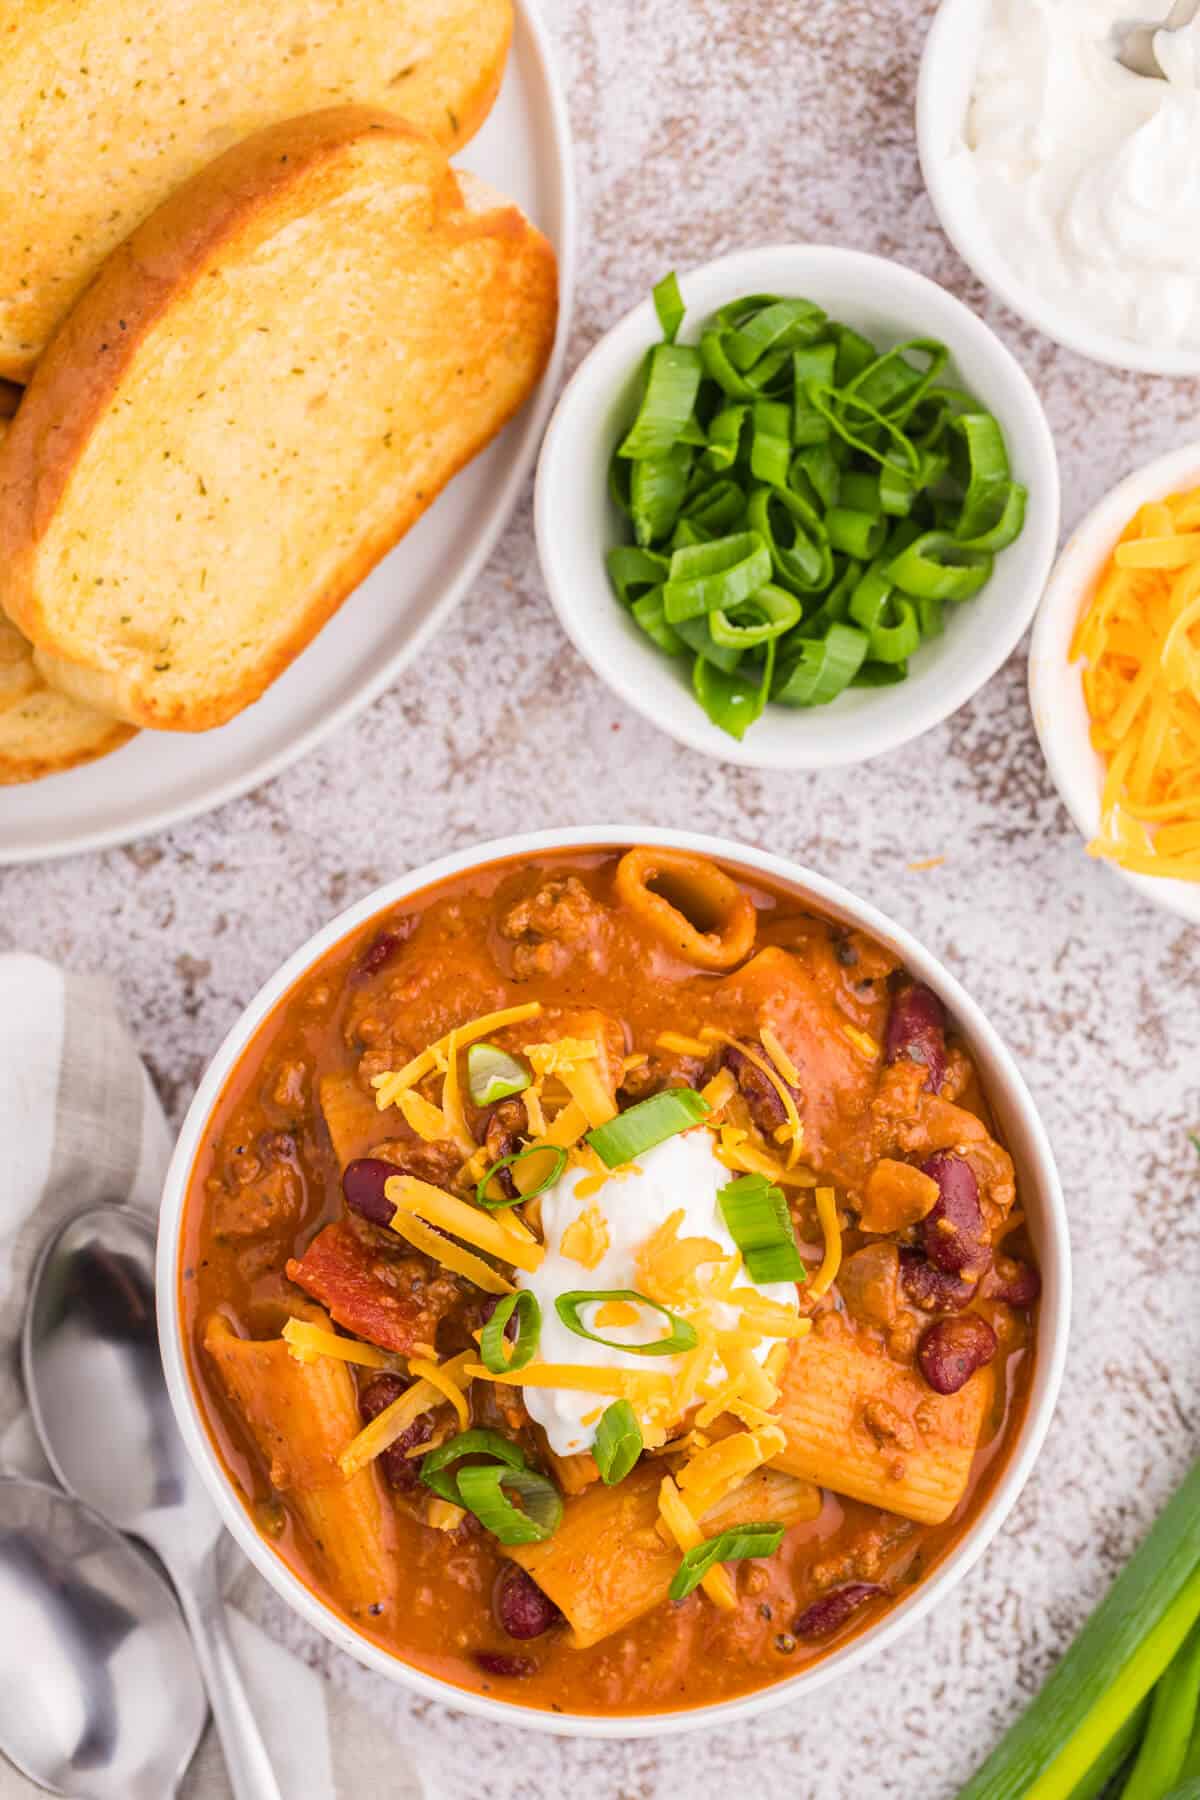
[22,1205,282,1800]
[0,1475,205,1799]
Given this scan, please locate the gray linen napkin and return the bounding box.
[0,954,425,1800]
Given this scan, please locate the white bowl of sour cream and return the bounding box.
[918,0,1200,373]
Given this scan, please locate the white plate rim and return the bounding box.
[0,0,576,868]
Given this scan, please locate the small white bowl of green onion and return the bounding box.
[535,244,1060,768]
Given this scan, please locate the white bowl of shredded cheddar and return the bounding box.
[1030,444,1200,925]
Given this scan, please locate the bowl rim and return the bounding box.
[1029,441,1200,925]
[916,0,1200,378]
[534,242,1061,771]
[157,824,1072,1739]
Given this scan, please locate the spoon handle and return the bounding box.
[171,1547,283,1800]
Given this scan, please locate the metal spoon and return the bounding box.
[0,1475,205,1798]
[1115,0,1200,77]
[21,1206,282,1800]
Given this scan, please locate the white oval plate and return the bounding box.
[0,0,575,867]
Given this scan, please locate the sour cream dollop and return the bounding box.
[947,0,1200,350]
[517,1129,798,1458]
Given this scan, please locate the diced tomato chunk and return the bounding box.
[285,1220,450,1354]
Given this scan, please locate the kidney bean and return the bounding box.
[723,1042,802,1134]
[342,1158,397,1227]
[985,1254,1042,1310]
[494,1564,563,1640]
[482,1098,528,1199]
[358,1374,434,1489]
[793,1583,887,1641]
[473,1651,535,1679]
[920,1153,990,1278]
[899,1249,974,1314]
[884,983,947,1093]
[352,920,414,982]
[918,1315,997,1395]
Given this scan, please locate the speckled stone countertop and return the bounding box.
[4,2,1200,1795]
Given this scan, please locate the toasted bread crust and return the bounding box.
[0,0,514,379]
[0,107,558,733]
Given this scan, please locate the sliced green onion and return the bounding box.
[668,1523,785,1601]
[774,620,869,707]
[585,1087,711,1167]
[745,485,833,593]
[662,531,772,623]
[475,1144,567,1209]
[826,505,886,561]
[631,588,685,656]
[593,1400,643,1486]
[957,481,1028,552]
[848,562,894,632]
[693,641,775,738]
[918,594,945,639]
[630,444,693,548]
[832,323,877,385]
[555,1289,699,1356]
[950,411,1013,538]
[709,583,803,649]
[672,611,745,673]
[718,1173,804,1283]
[455,1463,563,1545]
[887,531,994,602]
[607,545,669,609]
[804,382,920,475]
[725,297,827,370]
[791,343,838,446]
[791,441,841,511]
[618,344,703,460]
[466,1042,531,1108]
[479,1289,541,1374]
[420,1428,525,1504]
[681,476,746,537]
[704,403,748,471]
[653,271,685,344]
[868,594,921,664]
[847,338,948,423]
[750,400,793,488]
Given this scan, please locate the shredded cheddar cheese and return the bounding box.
[759,1024,802,1091]
[699,1066,737,1115]
[388,1208,513,1296]
[701,1027,805,1165]
[426,1499,466,1532]
[371,1002,543,1108]
[338,1350,473,1477]
[397,1089,453,1143]
[560,1202,611,1270]
[656,1030,711,1058]
[282,1318,396,1370]
[464,1362,677,1404]
[657,1475,736,1610]
[1072,490,1200,882]
[408,1354,470,1430]
[842,1023,881,1061]
[807,1186,843,1299]
[386,1175,544,1273]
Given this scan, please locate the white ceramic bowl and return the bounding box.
[157,826,1070,1738]
[1030,444,1200,925]
[917,0,1200,377]
[535,245,1060,770]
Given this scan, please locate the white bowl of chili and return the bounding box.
[1030,441,1200,925]
[535,244,1060,769]
[157,826,1070,1736]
